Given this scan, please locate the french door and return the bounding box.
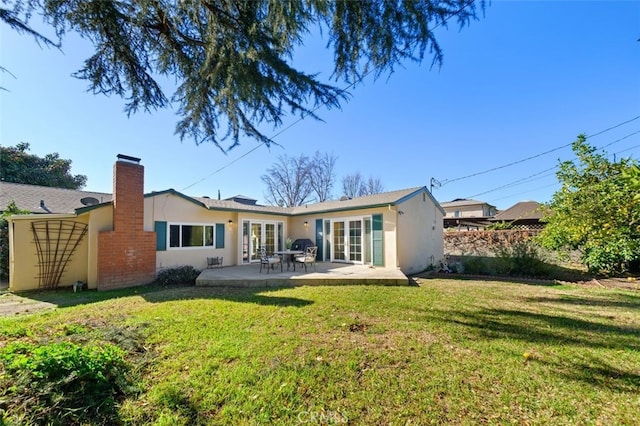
[242,220,284,263]
[327,217,371,264]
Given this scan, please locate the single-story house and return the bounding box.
[5,155,445,292]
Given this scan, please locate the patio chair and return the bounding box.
[259,246,282,274]
[295,246,317,272]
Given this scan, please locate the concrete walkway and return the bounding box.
[196,262,409,287]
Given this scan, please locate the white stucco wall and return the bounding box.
[396,190,444,275]
[145,194,238,271]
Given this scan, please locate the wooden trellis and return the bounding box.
[31,220,88,289]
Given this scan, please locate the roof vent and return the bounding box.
[339,195,351,201]
[80,197,100,206]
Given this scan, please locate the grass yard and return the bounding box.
[1,279,639,425]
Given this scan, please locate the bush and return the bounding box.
[460,256,489,275]
[0,341,131,424]
[496,240,551,278]
[156,266,200,286]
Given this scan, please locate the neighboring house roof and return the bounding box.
[440,198,493,208]
[223,194,258,205]
[492,201,547,221]
[0,182,112,214]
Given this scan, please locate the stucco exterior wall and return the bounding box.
[85,206,113,289]
[8,215,91,292]
[396,192,444,274]
[291,206,398,268]
[147,194,240,270]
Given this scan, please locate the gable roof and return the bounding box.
[2,182,442,217]
[289,186,441,215]
[150,186,442,216]
[492,201,547,221]
[0,182,112,214]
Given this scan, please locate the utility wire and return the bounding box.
[440,114,640,186]
[458,128,640,201]
[181,0,479,192]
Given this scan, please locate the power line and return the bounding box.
[181,0,479,192]
[464,166,557,199]
[457,128,640,201]
[440,114,640,186]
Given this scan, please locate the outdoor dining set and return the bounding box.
[259,244,317,274]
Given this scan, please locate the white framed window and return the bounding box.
[168,223,215,249]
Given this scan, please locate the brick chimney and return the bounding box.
[97,155,156,290]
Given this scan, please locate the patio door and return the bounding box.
[329,217,369,264]
[242,220,284,263]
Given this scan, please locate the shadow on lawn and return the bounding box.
[438,308,640,352]
[524,293,640,310]
[536,354,640,392]
[15,284,313,312]
[426,306,640,391]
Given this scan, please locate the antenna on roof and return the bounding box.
[430,177,441,193]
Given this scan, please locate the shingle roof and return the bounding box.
[492,201,547,221]
[159,187,438,216]
[0,182,112,214]
[2,182,440,217]
[289,187,431,215]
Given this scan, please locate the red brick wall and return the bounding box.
[97,160,156,290]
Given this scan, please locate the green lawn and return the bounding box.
[1,279,639,425]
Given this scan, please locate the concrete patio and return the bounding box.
[196,262,409,287]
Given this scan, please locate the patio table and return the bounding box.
[273,250,304,271]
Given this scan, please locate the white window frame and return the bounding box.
[167,222,215,250]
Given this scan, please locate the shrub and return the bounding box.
[461,256,489,275]
[156,265,200,286]
[496,240,551,278]
[0,341,131,424]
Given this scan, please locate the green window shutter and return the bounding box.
[315,218,323,260]
[155,221,167,251]
[215,223,225,248]
[372,214,383,266]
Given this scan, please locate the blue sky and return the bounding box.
[1,0,639,210]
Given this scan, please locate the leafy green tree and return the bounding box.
[1,0,483,152]
[0,143,87,189]
[622,164,640,202]
[539,135,640,274]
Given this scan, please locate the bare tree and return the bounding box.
[261,154,313,207]
[342,172,364,199]
[309,151,337,202]
[342,172,385,198]
[362,177,384,196]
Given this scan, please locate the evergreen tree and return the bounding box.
[0,143,87,189]
[2,0,483,152]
